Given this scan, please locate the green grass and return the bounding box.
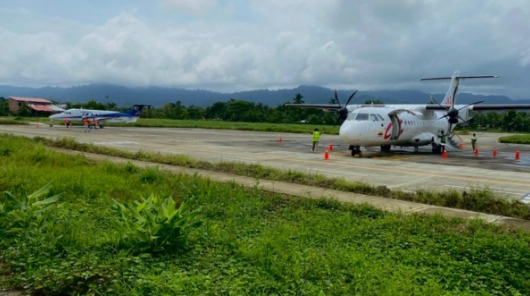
[1,116,339,134]
[499,134,530,144]
[109,118,339,134]
[0,116,28,125]
[1,135,530,295]
[30,135,530,221]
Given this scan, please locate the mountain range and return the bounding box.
[1,84,529,107]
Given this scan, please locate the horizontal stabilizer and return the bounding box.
[421,75,499,81]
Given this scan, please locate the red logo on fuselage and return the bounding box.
[384,123,392,140]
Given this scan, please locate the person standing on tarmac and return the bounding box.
[439,130,447,144]
[91,118,98,130]
[311,128,321,152]
[83,117,90,133]
[471,133,477,151]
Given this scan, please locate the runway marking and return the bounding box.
[387,176,432,189]
[312,168,368,176]
[444,185,524,196]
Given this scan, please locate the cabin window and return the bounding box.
[355,113,369,121]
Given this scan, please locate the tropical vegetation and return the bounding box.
[1,134,530,295]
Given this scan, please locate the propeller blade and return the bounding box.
[331,117,342,132]
[429,94,449,111]
[344,90,358,107]
[334,90,341,108]
[456,100,484,112]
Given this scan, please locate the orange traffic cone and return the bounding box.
[458,142,463,149]
[323,149,329,160]
[329,142,333,151]
[36,123,40,128]
[279,136,282,143]
[515,149,520,160]
[493,147,497,157]
[474,147,479,156]
[442,148,447,159]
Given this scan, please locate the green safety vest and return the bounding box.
[312,131,320,141]
[471,136,477,142]
[441,135,446,143]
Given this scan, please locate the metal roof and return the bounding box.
[8,96,51,103]
[27,104,57,112]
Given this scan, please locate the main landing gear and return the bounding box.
[380,145,391,152]
[431,137,444,154]
[349,145,362,157]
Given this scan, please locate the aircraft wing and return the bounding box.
[471,104,530,111]
[425,104,530,111]
[90,116,115,122]
[284,104,341,110]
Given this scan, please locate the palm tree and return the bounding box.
[293,93,304,104]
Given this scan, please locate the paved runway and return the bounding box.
[3,124,530,202]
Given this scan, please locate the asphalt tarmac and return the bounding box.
[3,124,530,202]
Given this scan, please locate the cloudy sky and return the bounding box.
[1,0,530,98]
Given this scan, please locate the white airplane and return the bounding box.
[49,104,150,128]
[287,71,530,156]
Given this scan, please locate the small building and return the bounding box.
[8,96,65,115]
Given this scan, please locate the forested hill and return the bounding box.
[1,84,529,107]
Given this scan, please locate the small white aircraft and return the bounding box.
[287,71,530,156]
[49,104,150,128]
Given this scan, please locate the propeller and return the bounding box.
[429,94,483,137]
[331,90,358,131]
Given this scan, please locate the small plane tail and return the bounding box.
[420,71,499,106]
[125,104,151,116]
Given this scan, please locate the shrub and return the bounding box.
[1,182,62,237]
[111,194,202,253]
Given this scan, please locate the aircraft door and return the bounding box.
[389,115,401,141]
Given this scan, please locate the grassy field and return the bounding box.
[1,135,530,295]
[1,116,340,134]
[499,134,530,144]
[32,135,530,220]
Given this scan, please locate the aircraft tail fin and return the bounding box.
[420,71,499,106]
[125,104,151,116]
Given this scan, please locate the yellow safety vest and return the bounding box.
[312,131,320,141]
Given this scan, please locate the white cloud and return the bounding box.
[1,0,530,98]
[160,0,218,15]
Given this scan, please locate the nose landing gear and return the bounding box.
[349,145,362,157]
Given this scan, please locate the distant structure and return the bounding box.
[8,96,65,115]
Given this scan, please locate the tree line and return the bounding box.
[1,95,529,132]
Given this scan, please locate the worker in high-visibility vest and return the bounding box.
[64,117,70,128]
[471,133,477,151]
[83,117,90,133]
[92,118,98,130]
[311,128,321,152]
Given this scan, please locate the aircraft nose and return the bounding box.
[339,122,361,144]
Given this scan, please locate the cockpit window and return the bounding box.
[369,114,378,121]
[376,114,385,121]
[346,112,357,121]
[355,113,369,121]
